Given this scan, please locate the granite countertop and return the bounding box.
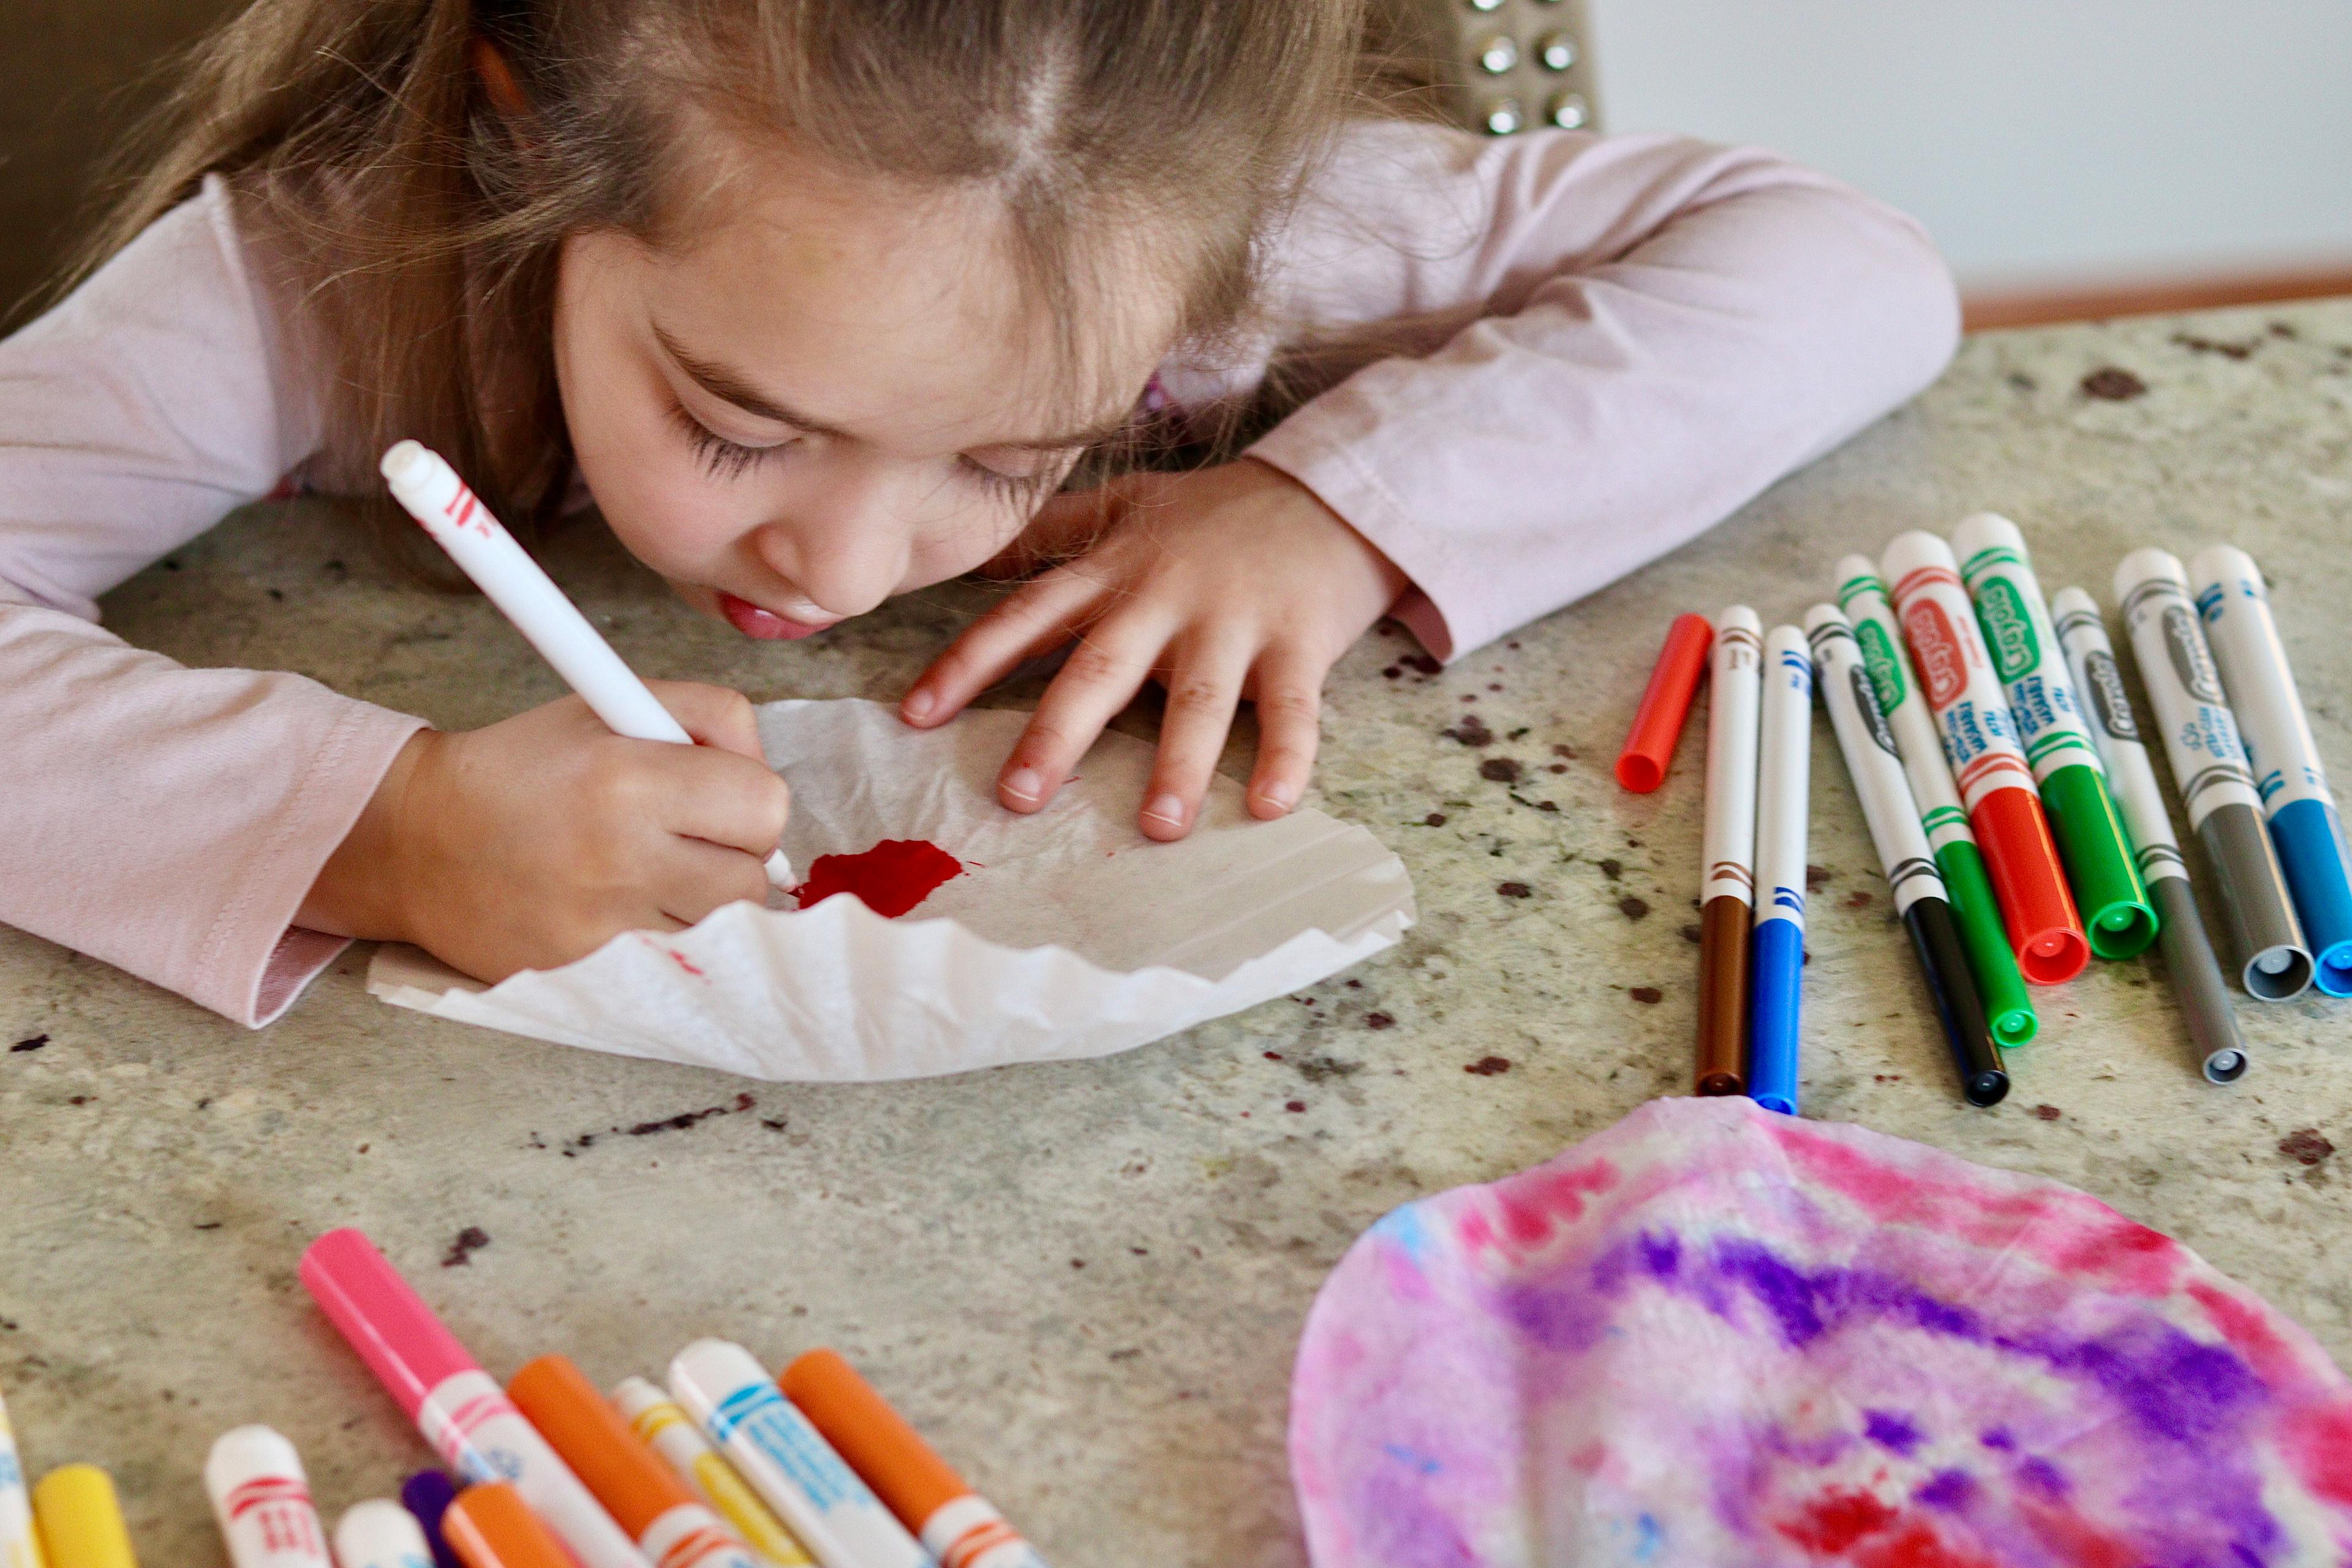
[4,301,2350,1567]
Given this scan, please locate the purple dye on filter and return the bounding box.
[1863,1409,1923,1455]
[1918,1469,1978,1511]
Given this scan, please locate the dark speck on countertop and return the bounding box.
[1464,1055,1512,1076]
[442,1226,491,1267]
[2080,367,2148,401]
[2281,1128,2335,1166]
[1618,895,1650,921]
[1497,881,1532,899]
[1479,757,1521,783]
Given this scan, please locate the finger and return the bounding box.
[998,613,1174,814]
[902,567,1111,728]
[1137,633,1254,841]
[1244,647,1327,820]
[638,743,792,855]
[653,839,773,927]
[645,680,766,761]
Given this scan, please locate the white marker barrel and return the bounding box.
[1885,532,2087,984]
[1834,559,1972,856]
[206,1427,333,1568]
[2054,587,2252,1082]
[1700,608,1763,907]
[2050,589,2182,886]
[1880,532,2034,810]
[2117,550,2311,998]
[1746,625,1812,1116]
[380,441,790,889]
[667,1343,924,1568]
[0,1386,41,1568]
[1804,607,1942,916]
[2191,545,2352,996]
[332,1501,434,1568]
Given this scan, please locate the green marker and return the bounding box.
[1835,557,2037,1046]
[1953,513,2157,960]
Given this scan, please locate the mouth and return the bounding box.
[718,591,837,641]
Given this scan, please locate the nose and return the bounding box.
[749,499,913,620]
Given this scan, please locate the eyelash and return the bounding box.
[669,402,783,482]
[669,401,1050,503]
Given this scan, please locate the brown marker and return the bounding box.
[1695,608,1762,1095]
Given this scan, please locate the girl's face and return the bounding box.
[553,161,1180,639]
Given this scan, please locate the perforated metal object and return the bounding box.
[1370,0,1600,137]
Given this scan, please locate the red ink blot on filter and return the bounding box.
[1780,1488,1898,1554]
[794,839,963,918]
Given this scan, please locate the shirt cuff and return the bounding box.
[206,704,428,1027]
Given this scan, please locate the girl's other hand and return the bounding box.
[300,682,790,981]
[900,459,1409,840]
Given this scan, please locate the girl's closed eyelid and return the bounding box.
[667,400,790,481]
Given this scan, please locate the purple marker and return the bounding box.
[399,1471,462,1568]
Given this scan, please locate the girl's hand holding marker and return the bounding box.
[298,443,794,985]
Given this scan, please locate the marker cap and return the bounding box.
[1746,919,1804,1116]
[204,1425,307,1498]
[1616,612,1713,792]
[2146,878,2250,1085]
[2272,799,2352,996]
[442,1486,571,1568]
[1970,788,2089,984]
[508,1357,692,1538]
[334,1501,435,1568]
[399,1472,462,1568]
[1932,839,2037,1047]
[30,1467,137,1568]
[778,1351,967,1532]
[299,1230,478,1421]
[2037,765,2158,960]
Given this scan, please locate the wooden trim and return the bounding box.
[1963,266,2352,331]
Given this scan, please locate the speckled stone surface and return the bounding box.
[4,302,2351,1567]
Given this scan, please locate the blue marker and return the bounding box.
[2192,547,2352,996]
[1748,625,1813,1114]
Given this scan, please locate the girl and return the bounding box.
[0,0,1957,1025]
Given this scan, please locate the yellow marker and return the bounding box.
[31,1467,136,1568]
[609,1379,812,1567]
[0,1384,46,1568]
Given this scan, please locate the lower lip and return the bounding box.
[718,592,834,641]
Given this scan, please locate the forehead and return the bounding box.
[646,153,1180,450]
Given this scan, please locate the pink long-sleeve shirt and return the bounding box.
[0,122,1959,1026]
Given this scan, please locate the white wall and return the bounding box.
[1585,1,2352,292]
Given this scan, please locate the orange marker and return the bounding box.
[508,1358,760,1568]
[441,1486,570,1568]
[778,1352,1046,1568]
[1616,612,1713,792]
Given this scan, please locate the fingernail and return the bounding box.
[1144,793,1185,826]
[902,687,935,723]
[1002,766,1044,804]
[1258,780,1298,812]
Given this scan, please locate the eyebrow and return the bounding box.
[655,324,1140,453]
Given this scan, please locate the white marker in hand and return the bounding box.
[380,440,793,890]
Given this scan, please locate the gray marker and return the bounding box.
[2052,587,2247,1082]
[2114,549,2311,998]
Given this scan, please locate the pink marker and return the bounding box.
[299,1230,652,1568]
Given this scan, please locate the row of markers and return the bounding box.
[1615,513,2351,1110]
[0,1229,1045,1568]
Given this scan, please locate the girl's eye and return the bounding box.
[669,402,787,481]
[957,454,1052,505]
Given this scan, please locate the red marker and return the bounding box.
[1616,613,1713,792]
[1883,532,2087,984]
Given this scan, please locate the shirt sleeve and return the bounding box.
[0,177,427,1025]
[1223,121,1961,662]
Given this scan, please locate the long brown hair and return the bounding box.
[66,0,1380,541]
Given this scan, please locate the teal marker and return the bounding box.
[1836,557,2037,1046]
[1953,514,2157,961]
